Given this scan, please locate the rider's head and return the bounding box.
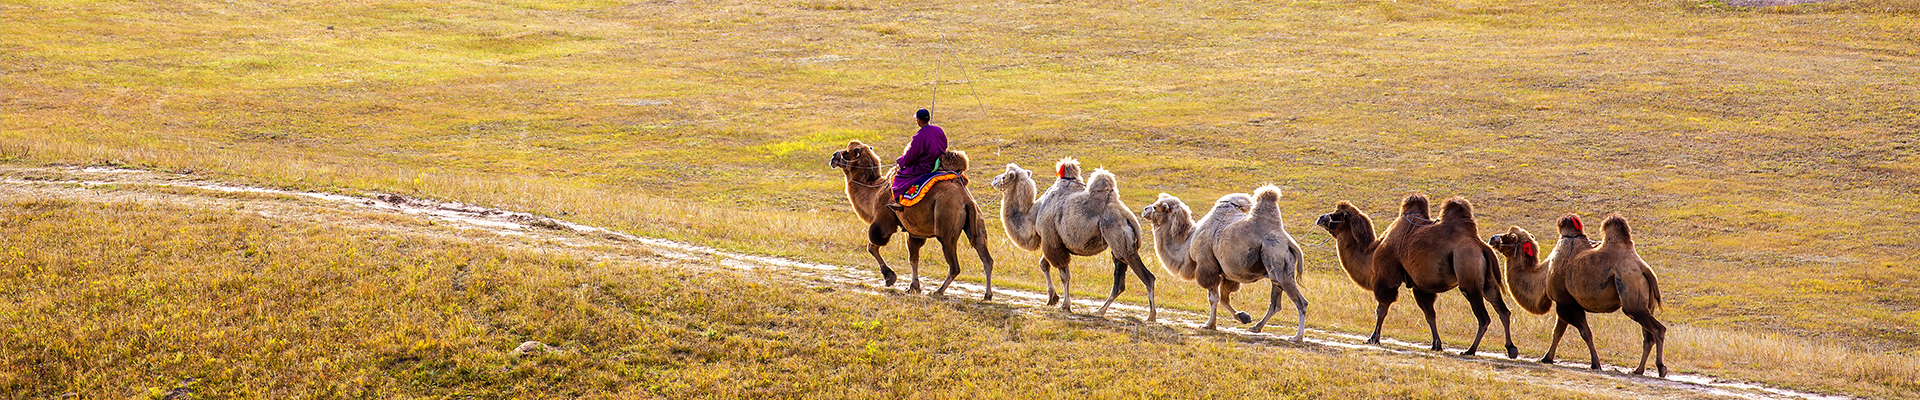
[915,109,930,127]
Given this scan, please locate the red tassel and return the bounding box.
[1056,165,1065,178]
[1522,242,1536,258]
[1571,217,1583,232]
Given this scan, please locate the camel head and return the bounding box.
[1139,193,1190,227]
[990,163,1034,191]
[1557,213,1586,239]
[1316,201,1368,233]
[828,140,881,171]
[1488,226,1539,260]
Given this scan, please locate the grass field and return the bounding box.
[3,0,1918,397]
[1,189,1688,398]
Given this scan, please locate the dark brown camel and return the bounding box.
[1315,195,1519,358]
[828,141,995,300]
[1488,214,1667,376]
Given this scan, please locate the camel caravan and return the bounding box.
[825,110,1668,377]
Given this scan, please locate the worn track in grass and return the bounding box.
[0,165,1851,400]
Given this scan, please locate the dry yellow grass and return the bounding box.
[2,196,1655,398]
[3,0,1918,397]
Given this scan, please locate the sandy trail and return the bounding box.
[0,165,1854,400]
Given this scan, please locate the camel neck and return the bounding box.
[998,177,1042,250]
[1502,246,1553,315]
[844,168,891,224]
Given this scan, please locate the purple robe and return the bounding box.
[891,125,947,198]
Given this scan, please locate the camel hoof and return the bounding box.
[1658,366,1668,378]
[1046,295,1059,306]
[1461,349,1476,356]
[1364,337,1381,345]
[881,269,897,287]
[1539,357,1555,364]
[1248,326,1264,334]
[1632,367,1645,375]
[1146,313,1157,322]
[1589,363,1601,371]
[1203,324,1217,331]
[1234,312,1252,324]
[981,291,993,301]
[1506,345,1519,359]
[1290,335,1305,343]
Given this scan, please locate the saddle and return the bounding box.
[897,150,971,207]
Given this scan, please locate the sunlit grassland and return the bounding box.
[2,198,1635,398]
[3,0,1918,396]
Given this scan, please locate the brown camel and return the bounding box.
[1314,195,1519,357]
[1488,214,1667,376]
[1140,187,1309,340]
[990,160,1157,320]
[828,140,995,300]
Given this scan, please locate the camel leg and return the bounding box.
[1250,281,1284,334]
[1096,255,1126,317]
[1219,280,1251,324]
[930,236,963,297]
[867,222,897,287]
[1485,285,1520,359]
[1413,291,1442,351]
[905,237,926,294]
[1458,288,1492,356]
[1367,263,1405,345]
[1039,257,1058,306]
[1057,262,1074,313]
[1564,308,1600,370]
[1204,287,1221,330]
[1542,305,1575,364]
[971,232,995,301]
[1043,248,1074,312]
[1367,285,1399,345]
[1122,252,1157,321]
[866,243,896,287]
[1281,280,1310,342]
[1628,311,1668,377]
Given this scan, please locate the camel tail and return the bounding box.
[963,199,988,244]
[1262,236,1302,282]
[1602,215,1633,247]
[1253,185,1283,220]
[1054,157,1081,180]
[1644,267,1663,311]
[1441,197,1474,223]
[1481,244,1506,294]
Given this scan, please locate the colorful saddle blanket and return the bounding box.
[898,171,965,207]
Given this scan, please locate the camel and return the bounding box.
[828,141,994,300]
[1139,187,1309,341]
[990,160,1157,320]
[1487,214,1667,376]
[1314,195,1519,358]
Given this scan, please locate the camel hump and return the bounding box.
[1400,194,1430,219]
[1253,185,1282,218]
[1602,215,1633,247]
[1441,197,1474,223]
[938,150,969,173]
[1087,168,1118,196]
[1054,157,1081,180]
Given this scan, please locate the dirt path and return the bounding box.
[0,165,1854,400]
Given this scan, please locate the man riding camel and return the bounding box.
[887,109,946,211]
